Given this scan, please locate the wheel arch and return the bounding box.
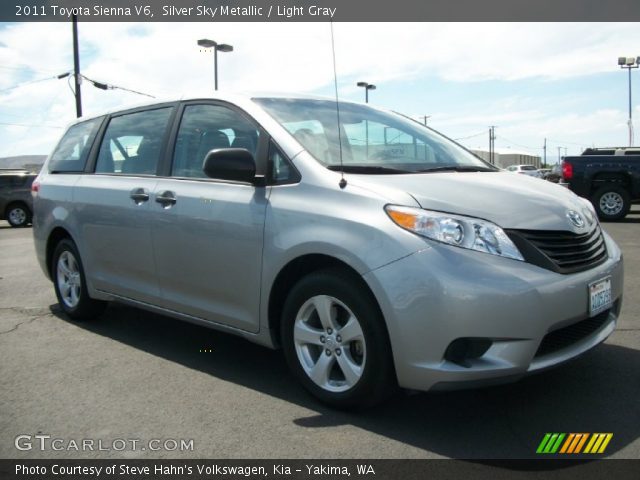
[46,227,74,278]
[590,172,632,194]
[267,254,389,350]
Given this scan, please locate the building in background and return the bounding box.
[470,147,542,169]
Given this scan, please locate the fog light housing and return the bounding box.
[444,338,493,367]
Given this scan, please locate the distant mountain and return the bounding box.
[0,155,47,172]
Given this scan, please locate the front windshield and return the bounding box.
[253,97,496,174]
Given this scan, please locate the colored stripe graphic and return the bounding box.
[538,433,613,454]
[536,433,565,454]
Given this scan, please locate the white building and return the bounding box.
[470,147,542,169]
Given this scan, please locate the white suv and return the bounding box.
[506,164,543,178]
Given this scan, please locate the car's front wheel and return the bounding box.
[6,203,31,227]
[52,239,106,320]
[281,269,396,409]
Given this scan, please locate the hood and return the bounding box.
[348,171,593,232]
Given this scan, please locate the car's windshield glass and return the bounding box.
[253,98,496,174]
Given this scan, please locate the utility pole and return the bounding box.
[420,115,431,127]
[557,146,562,163]
[489,126,496,165]
[543,138,547,167]
[72,15,82,118]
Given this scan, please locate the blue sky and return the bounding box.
[1,22,639,163]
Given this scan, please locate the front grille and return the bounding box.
[534,309,611,358]
[506,225,607,274]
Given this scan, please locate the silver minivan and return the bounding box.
[33,94,623,408]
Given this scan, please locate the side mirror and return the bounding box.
[202,148,256,183]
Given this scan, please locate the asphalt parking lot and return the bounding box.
[0,212,638,460]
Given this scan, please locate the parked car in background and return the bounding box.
[33,94,623,408]
[543,164,563,184]
[0,169,37,227]
[562,147,640,221]
[505,164,543,178]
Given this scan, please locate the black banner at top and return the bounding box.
[3,0,640,22]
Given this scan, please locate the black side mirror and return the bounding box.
[202,148,256,183]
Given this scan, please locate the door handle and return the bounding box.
[155,191,177,207]
[130,188,149,204]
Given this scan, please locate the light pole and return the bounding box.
[618,56,640,146]
[356,81,376,103]
[198,39,233,91]
[420,115,431,127]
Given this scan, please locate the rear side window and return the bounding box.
[95,107,173,175]
[49,118,102,173]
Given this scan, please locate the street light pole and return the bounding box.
[198,39,234,91]
[356,81,376,103]
[618,56,640,146]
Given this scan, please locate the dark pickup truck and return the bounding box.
[562,147,640,221]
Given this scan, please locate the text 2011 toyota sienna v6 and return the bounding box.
[33,94,623,408]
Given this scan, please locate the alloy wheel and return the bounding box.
[293,295,367,393]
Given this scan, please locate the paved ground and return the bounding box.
[0,212,638,460]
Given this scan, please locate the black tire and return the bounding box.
[5,202,31,227]
[52,239,106,320]
[281,268,396,409]
[591,184,631,221]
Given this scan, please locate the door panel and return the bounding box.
[75,106,173,303]
[74,175,161,303]
[151,179,268,332]
[150,102,268,332]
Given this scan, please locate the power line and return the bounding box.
[0,65,69,75]
[454,131,486,141]
[80,74,155,98]
[0,72,71,94]
[498,135,544,151]
[546,138,586,147]
[0,122,63,129]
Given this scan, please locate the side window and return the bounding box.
[95,108,172,175]
[172,104,260,179]
[268,141,300,185]
[49,117,102,173]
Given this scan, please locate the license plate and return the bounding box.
[589,277,612,317]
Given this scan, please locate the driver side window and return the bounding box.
[172,104,260,179]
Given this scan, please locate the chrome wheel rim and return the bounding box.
[599,192,623,216]
[57,251,81,308]
[8,207,26,225]
[293,295,366,393]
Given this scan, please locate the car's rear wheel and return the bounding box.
[591,184,630,221]
[52,239,106,320]
[6,203,31,227]
[281,269,396,409]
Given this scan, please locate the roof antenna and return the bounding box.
[330,22,347,189]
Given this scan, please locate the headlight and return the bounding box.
[385,205,524,261]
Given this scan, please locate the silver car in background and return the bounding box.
[33,94,623,408]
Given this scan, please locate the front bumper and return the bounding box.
[363,231,623,392]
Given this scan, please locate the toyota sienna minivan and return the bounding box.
[33,94,623,408]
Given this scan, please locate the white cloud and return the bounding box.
[1,22,639,156]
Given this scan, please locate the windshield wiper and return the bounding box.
[417,165,496,173]
[327,165,412,174]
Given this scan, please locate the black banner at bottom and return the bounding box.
[1,459,639,480]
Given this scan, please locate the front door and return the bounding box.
[151,103,268,333]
